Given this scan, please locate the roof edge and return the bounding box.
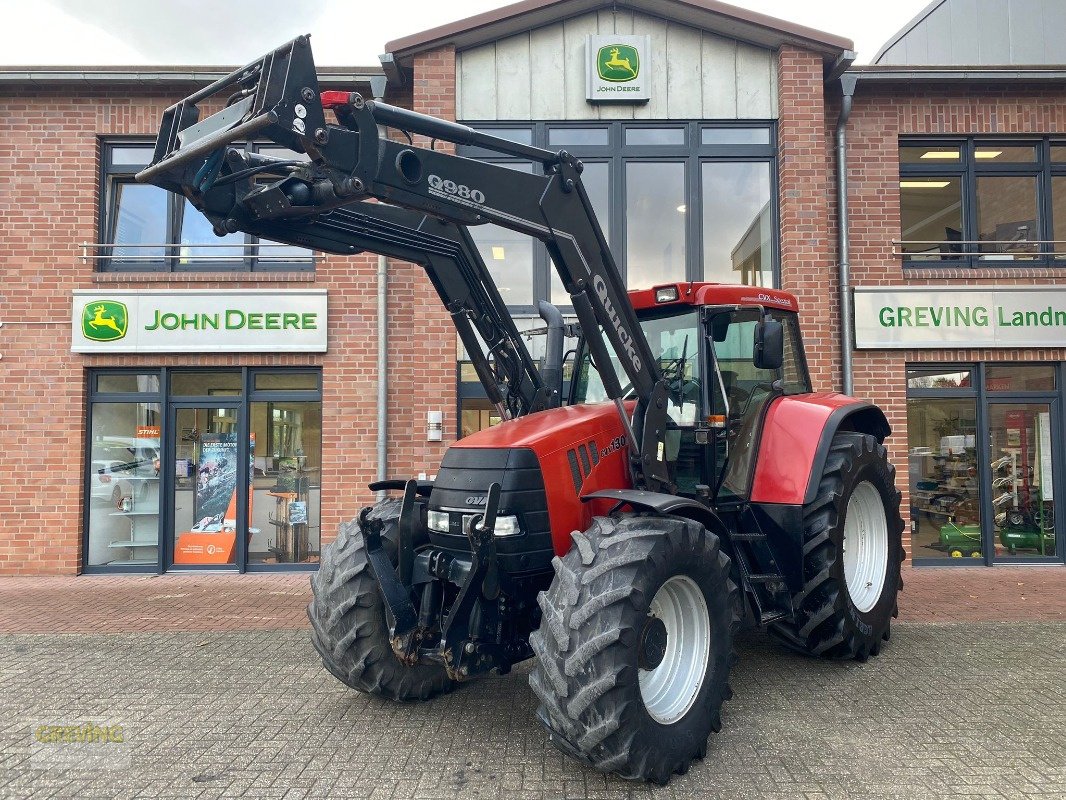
[871,0,946,65]
[0,65,382,86]
[384,0,852,61]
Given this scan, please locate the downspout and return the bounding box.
[370,75,389,498]
[835,69,858,395]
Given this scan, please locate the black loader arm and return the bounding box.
[136,35,672,491]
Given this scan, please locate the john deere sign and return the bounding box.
[586,35,650,103]
[854,287,1066,349]
[71,290,327,353]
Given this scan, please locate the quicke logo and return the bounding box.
[82,301,128,342]
[597,44,640,82]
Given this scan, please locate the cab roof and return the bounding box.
[627,282,798,313]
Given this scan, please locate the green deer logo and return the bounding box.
[82,301,128,342]
[597,44,640,82]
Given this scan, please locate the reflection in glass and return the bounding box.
[250,401,322,564]
[110,183,167,261]
[179,199,246,263]
[460,398,502,438]
[548,127,609,147]
[625,128,685,146]
[625,162,686,288]
[976,175,1038,259]
[470,162,535,306]
[900,146,960,164]
[97,373,161,394]
[110,147,153,166]
[975,145,1036,163]
[171,372,242,396]
[701,128,770,146]
[907,397,981,560]
[906,368,972,389]
[985,366,1055,392]
[899,177,963,260]
[86,402,161,566]
[702,162,772,286]
[1052,176,1066,259]
[254,372,320,391]
[989,404,1056,559]
[552,161,609,305]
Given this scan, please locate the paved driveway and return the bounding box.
[2,622,1063,799]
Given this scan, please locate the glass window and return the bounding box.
[985,365,1056,392]
[460,398,502,438]
[469,162,536,306]
[906,368,972,389]
[626,161,686,288]
[907,397,981,561]
[900,145,961,164]
[975,145,1036,163]
[86,403,161,567]
[1052,176,1066,257]
[97,373,161,394]
[1052,145,1066,162]
[254,372,320,391]
[249,401,322,564]
[170,371,243,396]
[702,162,772,286]
[548,127,609,147]
[100,141,314,272]
[976,175,1039,259]
[110,183,168,262]
[899,177,964,259]
[551,161,609,305]
[702,128,770,146]
[626,128,685,146]
[989,404,1056,559]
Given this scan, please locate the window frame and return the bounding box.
[97,139,315,273]
[457,120,779,309]
[899,136,1066,268]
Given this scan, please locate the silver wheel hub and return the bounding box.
[842,481,889,613]
[637,575,710,725]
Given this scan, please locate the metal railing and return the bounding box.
[80,241,316,266]
[893,239,1066,259]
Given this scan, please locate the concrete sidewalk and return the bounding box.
[0,564,1062,634]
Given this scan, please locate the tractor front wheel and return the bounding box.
[530,516,739,785]
[769,432,905,660]
[308,499,454,702]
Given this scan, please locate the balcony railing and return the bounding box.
[893,239,1066,263]
[81,242,315,269]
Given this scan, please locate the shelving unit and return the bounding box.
[107,475,159,565]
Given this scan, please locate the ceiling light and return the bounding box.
[899,180,951,189]
[919,151,960,159]
[975,150,1003,159]
[491,246,505,260]
[676,204,687,213]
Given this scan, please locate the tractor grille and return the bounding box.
[428,447,554,574]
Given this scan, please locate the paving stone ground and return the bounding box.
[2,623,1064,799]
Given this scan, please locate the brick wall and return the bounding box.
[776,46,840,393]
[0,75,447,574]
[846,83,1066,557]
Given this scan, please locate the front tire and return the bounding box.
[530,516,739,785]
[308,499,454,702]
[769,432,904,660]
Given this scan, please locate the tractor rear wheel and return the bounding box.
[308,498,454,701]
[769,432,904,660]
[530,516,739,785]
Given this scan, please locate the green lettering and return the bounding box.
[264,313,281,330]
[997,307,1012,326]
[180,313,198,330]
[879,307,895,327]
[898,307,913,326]
[1056,311,1066,326]
[225,309,245,329]
[974,306,989,326]
[914,307,929,327]
[160,313,180,330]
[203,314,219,330]
[144,310,161,331]
[1040,307,1054,326]
[302,313,317,330]
[282,313,300,329]
[247,313,263,330]
[929,307,943,327]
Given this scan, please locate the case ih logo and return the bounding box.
[81,301,128,342]
[597,44,640,82]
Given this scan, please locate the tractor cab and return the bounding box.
[571,282,808,501]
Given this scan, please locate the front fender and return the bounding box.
[580,489,729,539]
[749,393,891,506]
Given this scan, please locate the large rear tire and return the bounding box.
[308,499,454,701]
[769,432,904,660]
[530,516,739,785]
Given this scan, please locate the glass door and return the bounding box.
[987,402,1058,561]
[167,404,245,569]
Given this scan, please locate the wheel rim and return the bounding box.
[637,575,710,725]
[842,481,889,613]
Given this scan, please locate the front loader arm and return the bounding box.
[137,34,672,491]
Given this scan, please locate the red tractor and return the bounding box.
[140,37,904,785]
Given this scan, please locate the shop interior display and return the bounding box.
[267,453,312,563]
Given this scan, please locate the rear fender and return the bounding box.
[750,393,891,506]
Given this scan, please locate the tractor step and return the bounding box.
[759,609,789,625]
[746,573,785,584]
[730,532,766,542]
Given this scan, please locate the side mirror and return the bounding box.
[753,314,783,371]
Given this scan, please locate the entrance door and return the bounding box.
[166,403,246,570]
[986,402,1059,562]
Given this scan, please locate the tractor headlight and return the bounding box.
[492,515,521,536]
[427,510,449,533]
[425,509,521,536]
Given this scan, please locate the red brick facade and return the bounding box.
[2,29,1063,573]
